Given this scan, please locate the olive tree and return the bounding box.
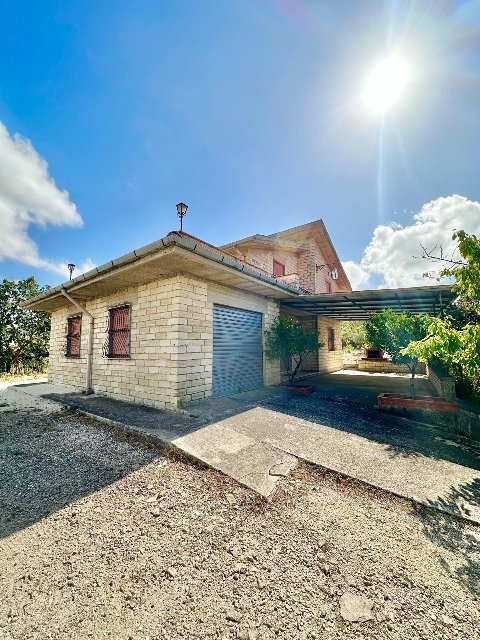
[265,316,321,384]
[406,230,480,400]
[365,309,431,398]
[0,277,50,374]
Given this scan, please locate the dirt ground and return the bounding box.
[0,407,479,640]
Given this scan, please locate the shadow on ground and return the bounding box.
[187,388,480,472]
[7,372,480,540]
[0,408,160,539]
[415,478,480,597]
[46,371,480,472]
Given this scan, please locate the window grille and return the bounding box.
[107,305,130,358]
[66,316,81,358]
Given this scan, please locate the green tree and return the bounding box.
[0,277,50,374]
[365,309,431,398]
[265,316,321,384]
[341,321,367,351]
[406,231,480,400]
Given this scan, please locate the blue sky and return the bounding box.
[1,0,480,289]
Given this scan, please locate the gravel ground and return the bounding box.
[0,407,479,640]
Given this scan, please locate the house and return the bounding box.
[23,219,353,408]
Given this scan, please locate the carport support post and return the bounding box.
[61,288,94,395]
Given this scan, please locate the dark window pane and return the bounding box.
[328,327,335,351]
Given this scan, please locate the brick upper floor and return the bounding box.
[220,219,352,294]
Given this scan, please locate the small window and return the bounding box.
[327,327,335,351]
[108,305,131,358]
[326,281,332,293]
[66,316,81,358]
[273,259,285,277]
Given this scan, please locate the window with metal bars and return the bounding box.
[66,316,81,358]
[107,305,131,358]
[327,327,335,351]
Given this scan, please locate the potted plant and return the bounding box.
[265,316,321,394]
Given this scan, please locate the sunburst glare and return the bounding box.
[363,56,408,112]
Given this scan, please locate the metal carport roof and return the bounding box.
[280,284,456,320]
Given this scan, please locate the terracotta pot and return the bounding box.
[279,385,315,396]
[377,393,459,412]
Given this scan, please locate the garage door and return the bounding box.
[212,304,264,398]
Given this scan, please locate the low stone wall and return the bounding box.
[342,350,361,369]
[427,363,456,402]
[357,358,426,375]
[456,407,480,441]
[379,402,480,442]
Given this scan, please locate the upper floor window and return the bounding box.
[273,259,285,277]
[327,327,336,351]
[107,305,131,358]
[66,315,81,358]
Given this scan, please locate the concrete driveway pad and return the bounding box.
[218,405,480,522]
[173,422,297,497]
[7,373,480,523]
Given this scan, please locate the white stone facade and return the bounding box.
[48,274,286,409]
[46,221,350,409]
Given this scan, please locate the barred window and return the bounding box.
[66,316,81,358]
[327,327,335,352]
[108,305,130,358]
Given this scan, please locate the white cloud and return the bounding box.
[342,260,370,290]
[0,122,94,277]
[346,195,480,289]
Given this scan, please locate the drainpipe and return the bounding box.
[61,288,94,395]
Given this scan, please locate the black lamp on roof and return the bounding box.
[67,263,76,281]
[176,202,188,231]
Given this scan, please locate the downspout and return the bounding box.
[61,288,94,395]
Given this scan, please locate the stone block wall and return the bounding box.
[357,359,426,375]
[427,362,456,401]
[48,274,282,409]
[317,317,343,373]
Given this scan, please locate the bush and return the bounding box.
[265,316,321,384]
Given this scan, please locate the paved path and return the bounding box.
[4,376,480,524]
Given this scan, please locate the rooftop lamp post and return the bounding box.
[176,202,188,231]
[67,263,76,281]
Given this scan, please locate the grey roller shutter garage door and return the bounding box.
[212,304,264,398]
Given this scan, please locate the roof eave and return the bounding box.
[22,232,299,312]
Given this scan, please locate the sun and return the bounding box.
[363,56,408,113]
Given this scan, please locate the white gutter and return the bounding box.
[61,288,94,395]
[23,232,299,310]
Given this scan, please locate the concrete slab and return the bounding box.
[173,421,297,497]
[217,405,480,523]
[6,375,480,522]
[3,382,296,498]
[0,381,72,414]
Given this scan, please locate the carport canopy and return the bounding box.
[280,284,456,320]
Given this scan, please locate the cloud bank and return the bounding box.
[343,195,480,289]
[0,122,94,278]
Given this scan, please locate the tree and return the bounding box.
[365,309,431,398]
[341,321,367,352]
[406,231,480,400]
[265,316,321,384]
[0,277,50,374]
